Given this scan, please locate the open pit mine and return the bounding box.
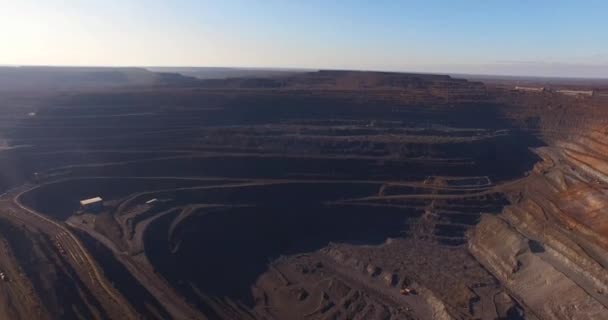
[0,68,607,319]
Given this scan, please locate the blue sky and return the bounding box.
[1,0,607,77]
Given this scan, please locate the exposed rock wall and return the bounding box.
[469,95,608,319]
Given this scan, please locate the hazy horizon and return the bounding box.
[3,65,608,81]
[2,1,608,78]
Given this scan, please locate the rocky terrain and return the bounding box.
[0,69,606,319]
[469,92,608,319]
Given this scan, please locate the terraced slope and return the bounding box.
[469,94,608,319]
[0,71,606,319]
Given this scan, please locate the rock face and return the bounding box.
[470,215,608,319]
[469,94,608,319]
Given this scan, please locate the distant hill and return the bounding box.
[187,70,488,103]
[0,67,487,102]
[195,69,480,90]
[147,67,308,80]
[0,66,199,90]
[456,73,608,91]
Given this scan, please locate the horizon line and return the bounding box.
[1,64,608,81]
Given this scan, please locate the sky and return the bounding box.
[1,0,607,77]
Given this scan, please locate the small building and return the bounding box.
[80,197,103,212]
[514,86,546,93]
[556,89,594,97]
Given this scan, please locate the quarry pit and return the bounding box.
[0,70,607,319]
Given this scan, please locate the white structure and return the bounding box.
[515,86,545,92]
[80,197,103,211]
[556,89,594,97]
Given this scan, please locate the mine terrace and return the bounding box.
[0,67,607,319]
